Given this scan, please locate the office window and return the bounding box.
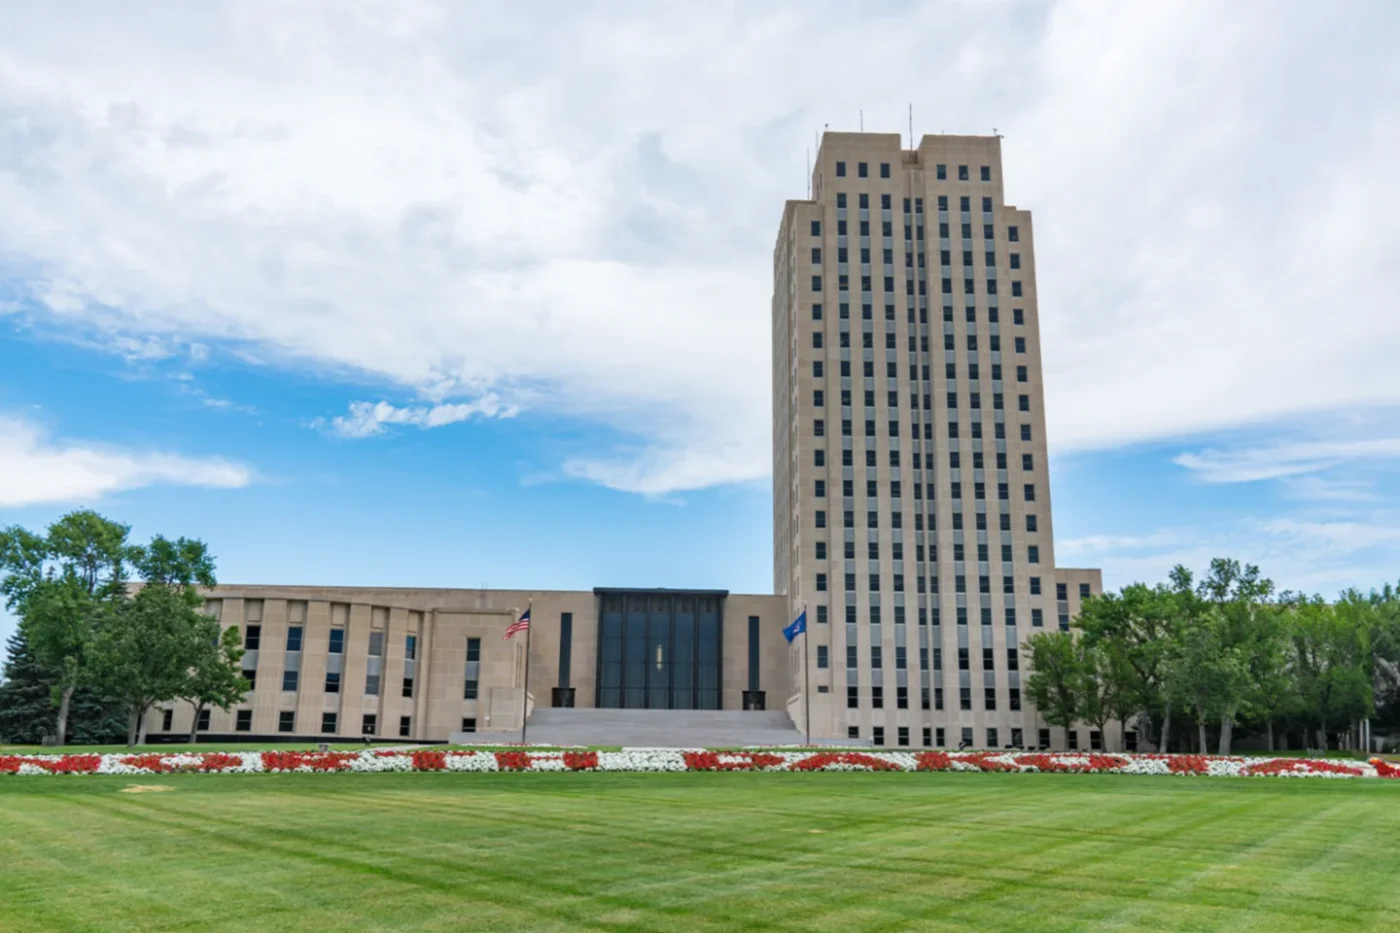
[983,647,995,671]
[1024,484,1036,502]
[836,161,846,177]
[980,165,991,182]
[399,715,412,738]
[321,712,337,734]
[897,686,909,709]
[897,726,909,747]
[462,717,477,733]
[324,671,340,694]
[1009,225,1019,242]
[934,687,944,710]
[959,686,972,710]
[848,726,861,740]
[1039,727,1051,748]
[880,162,890,178]
[987,727,999,748]
[1026,514,1038,533]
[1010,687,1022,711]
[847,685,859,709]
[1068,730,1080,750]
[858,161,868,178]
[278,711,295,733]
[923,727,933,747]
[816,573,827,592]
[464,637,481,700]
[1021,424,1032,441]
[1080,582,1092,600]
[282,669,299,692]
[936,163,947,180]
[235,709,252,732]
[362,714,377,736]
[193,708,210,731]
[817,645,829,669]
[1028,545,1040,564]
[328,628,345,654]
[872,726,885,746]
[811,247,821,263]
[982,196,993,212]
[871,686,884,708]
[402,676,414,698]
[286,626,303,652]
[812,275,823,292]
[985,687,997,710]
[365,673,381,696]
[816,605,828,624]
[958,164,969,180]
[160,708,173,732]
[811,220,821,236]
[244,625,261,650]
[1032,608,1044,627]
[243,669,256,691]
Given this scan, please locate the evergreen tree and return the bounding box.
[0,630,125,745]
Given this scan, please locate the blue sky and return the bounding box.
[3,1,1400,646]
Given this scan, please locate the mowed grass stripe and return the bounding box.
[2,774,1399,932]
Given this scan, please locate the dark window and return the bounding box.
[1009,225,1019,242]
[235,709,252,732]
[321,712,337,734]
[811,220,821,236]
[858,162,868,178]
[324,671,340,694]
[958,165,969,180]
[278,711,295,733]
[980,165,991,182]
[286,626,303,651]
[399,716,412,738]
[328,628,344,654]
[244,625,261,650]
[281,669,298,692]
[462,718,477,733]
[817,646,829,669]
[836,161,846,177]
[880,162,890,178]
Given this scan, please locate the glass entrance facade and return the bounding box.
[595,590,724,709]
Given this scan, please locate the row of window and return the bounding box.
[802,603,1051,628]
[832,162,995,183]
[816,211,1019,245]
[266,668,414,697]
[841,684,1022,712]
[818,644,1018,672]
[808,304,1031,331]
[854,726,1135,751]
[241,625,414,658]
[813,247,1023,272]
[813,274,1025,297]
[165,708,415,739]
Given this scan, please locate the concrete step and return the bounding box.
[449,707,871,748]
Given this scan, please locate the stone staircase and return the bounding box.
[456,708,861,748]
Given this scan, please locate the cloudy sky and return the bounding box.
[2,0,1398,644]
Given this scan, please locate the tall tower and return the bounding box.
[773,132,1102,749]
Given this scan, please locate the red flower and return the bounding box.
[563,751,598,771]
[411,750,448,771]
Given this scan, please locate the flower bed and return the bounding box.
[1,749,1395,779]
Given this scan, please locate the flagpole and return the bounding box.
[520,600,533,745]
[803,603,811,744]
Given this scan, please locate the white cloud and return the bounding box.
[1060,515,1400,597]
[1173,437,1400,483]
[0,1,1397,492]
[321,395,517,439]
[0,414,251,506]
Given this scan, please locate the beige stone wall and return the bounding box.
[145,586,792,742]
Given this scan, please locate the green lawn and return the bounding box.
[2,773,1398,932]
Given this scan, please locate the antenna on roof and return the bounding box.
[806,147,811,198]
[859,109,864,132]
[908,103,913,149]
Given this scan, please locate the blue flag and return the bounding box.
[783,610,807,643]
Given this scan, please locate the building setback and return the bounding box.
[148,131,1107,751]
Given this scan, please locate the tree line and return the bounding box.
[1024,559,1400,754]
[0,511,245,747]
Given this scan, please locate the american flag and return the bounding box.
[503,607,531,640]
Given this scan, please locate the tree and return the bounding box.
[1076,570,1195,752]
[1169,609,1252,754]
[1074,641,1132,751]
[1195,559,1274,754]
[180,626,247,742]
[91,584,209,747]
[0,630,124,744]
[0,512,133,745]
[1025,632,1080,737]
